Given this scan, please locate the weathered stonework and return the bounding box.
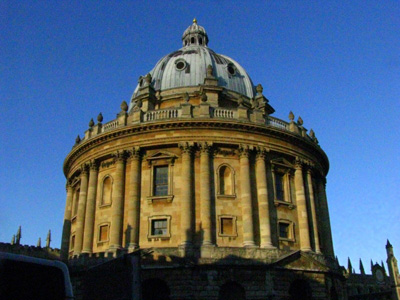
[61,20,345,299]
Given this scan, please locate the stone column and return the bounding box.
[179,142,193,247]
[306,169,321,254]
[109,151,127,251]
[127,147,141,251]
[256,149,274,248]
[317,177,335,257]
[294,160,312,252]
[61,182,73,260]
[200,142,213,246]
[239,145,256,247]
[74,164,89,255]
[82,160,99,254]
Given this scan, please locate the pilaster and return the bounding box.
[61,181,74,260]
[82,160,99,254]
[239,145,256,247]
[74,164,89,255]
[306,168,321,254]
[127,147,141,251]
[256,149,274,249]
[199,142,213,247]
[294,159,312,252]
[179,142,194,250]
[109,151,127,251]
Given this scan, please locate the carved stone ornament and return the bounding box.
[199,142,212,153]
[121,100,128,112]
[88,159,99,171]
[145,73,152,85]
[289,111,295,121]
[179,142,194,153]
[201,93,208,103]
[136,99,143,108]
[128,147,141,160]
[80,163,89,174]
[294,158,304,169]
[297,116,303,126]
[309,128,315,138]
[256,83,263,95]
[183,92,190,102]
[97,112,103,123]
[75,135,81,144]
[255,147,269,160]
[237,96,244,107]
[238,144,251,157]
[112,150,127,162]
[88,118,94,128]
[206,64,213,77]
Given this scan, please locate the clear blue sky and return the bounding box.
[1,1,399,272]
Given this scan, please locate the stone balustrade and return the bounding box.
[80,105,316,145]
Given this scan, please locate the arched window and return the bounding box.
[142,278,170,300]
[101,176,112,206]
[191,37,195,44]
[72,188,80,216]
[289,279,312,300]
[218,281,246,300]
[199,37,203,45]
[218,165,234,196]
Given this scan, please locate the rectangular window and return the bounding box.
[221,218,233,235]
[99,225,109,242]
[275,173,285,201]
[70,235,75,250]
[279,223,289,238]
[153,166,168,196]
[151,219,168,236]
[218,215,237,237]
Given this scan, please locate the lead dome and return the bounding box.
[129,20,255,110]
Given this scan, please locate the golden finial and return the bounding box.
[193,18,197,24]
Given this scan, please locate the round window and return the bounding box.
[227,64,236,75]
[175,60,187,71]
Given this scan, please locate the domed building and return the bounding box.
[61,20,345,299]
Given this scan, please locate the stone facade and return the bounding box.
[61,20,344,299]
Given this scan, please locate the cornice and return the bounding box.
[63,119,329,177]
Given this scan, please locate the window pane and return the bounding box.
[152,219,167,236]
[221,218,233,235]
[279,223,289,238]
[99,225,108,241]
[154,166,168,196]
[275,174,284,200]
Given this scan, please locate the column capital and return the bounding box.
[179,141,194,154]
[80,163,89,174]
[255,147,269,161]
[198,142,213,154]
[127,146,141,160]
[295,158,304,169]
[112,150,127,163]
[65,179,73,191]
[238,144,253,158]
[88,159,99,171]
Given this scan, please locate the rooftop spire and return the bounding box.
[193,18,197,24]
